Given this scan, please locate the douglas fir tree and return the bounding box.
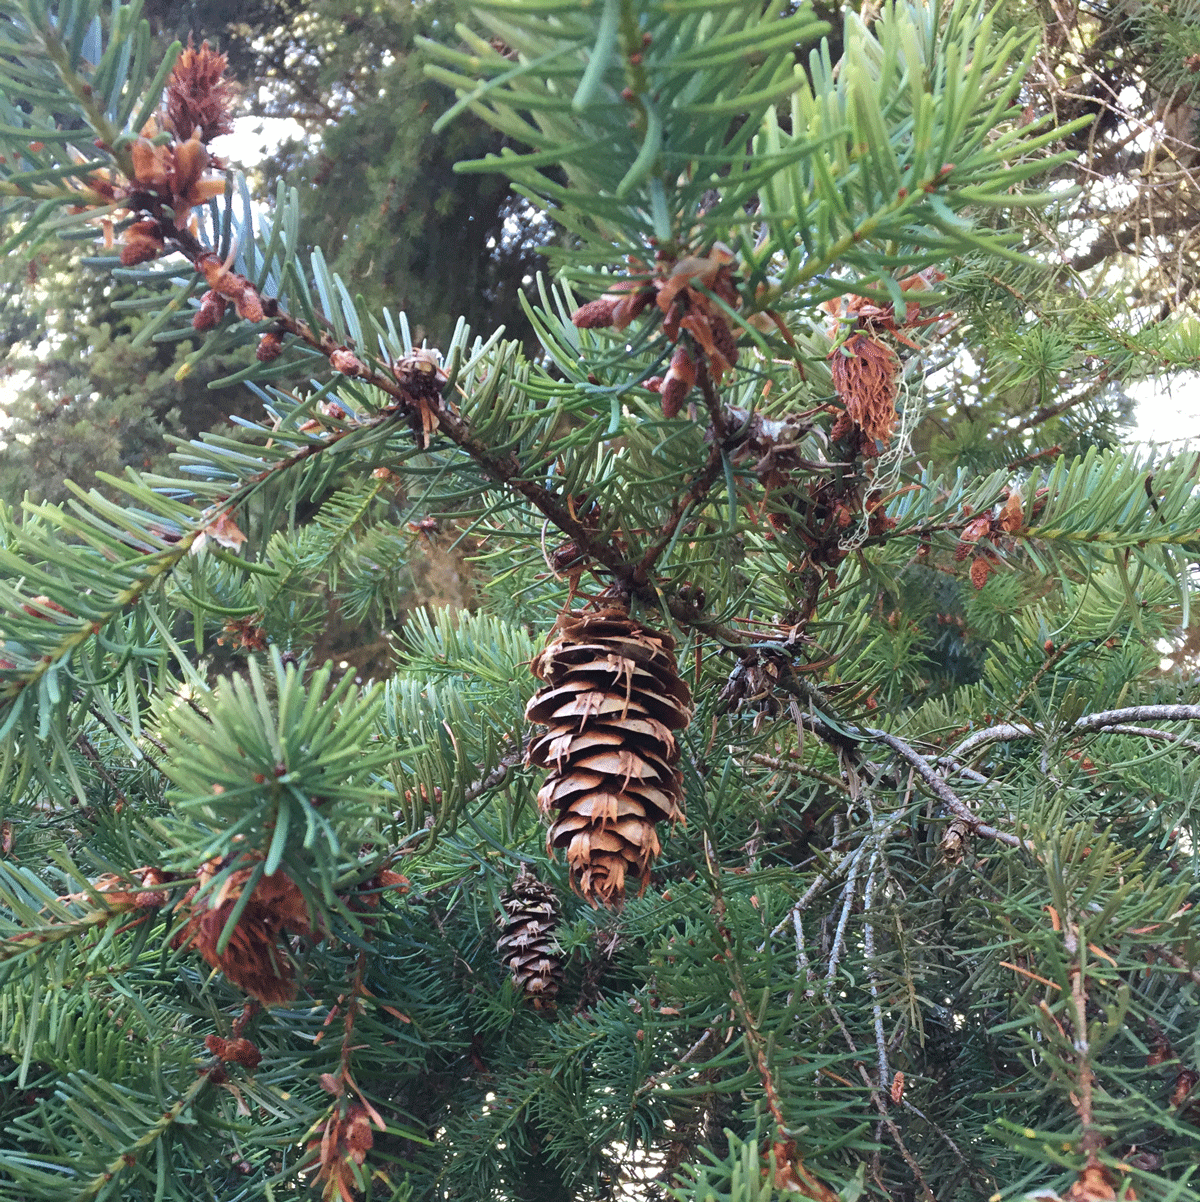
[0,1,1199,1200]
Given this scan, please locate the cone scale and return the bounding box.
[525,610,692,907]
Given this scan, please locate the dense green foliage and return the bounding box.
[0,1,1199,1201]
[0,0,541,506]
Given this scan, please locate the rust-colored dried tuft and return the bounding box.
[205,1034,263,1069]
[174,858,315,1005]
[526,609,691,907]
[829,332,900,446]
[306,1102,375,1202]
[165,38,236,144]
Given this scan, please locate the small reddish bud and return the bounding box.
[571,297,619,328]
[256,331,284,361]
[330,348,365,375]
[119,220,164,266]
[192,290,227,331]
[660,345,696,418]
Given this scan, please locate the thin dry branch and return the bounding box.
[948,705,1200,762]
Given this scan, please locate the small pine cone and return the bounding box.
[498,866,565,1008]
[525,609,692,907]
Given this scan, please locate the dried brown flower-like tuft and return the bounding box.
[829,332,900,446]
[174,858,315,1005]
[307,1103,376,1202]
[526,609,691,907]
[205,1034,263,1069]
[165,38,236,144]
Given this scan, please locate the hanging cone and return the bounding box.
[497,866,566,1009]
[525,609,692,907]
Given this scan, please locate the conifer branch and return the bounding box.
[703,833,839,1202]
[949,705,1200,761]
[865,728,1033,851]
[21,1,139,182]
[631,361,736,587]
[75,1072,214,1202]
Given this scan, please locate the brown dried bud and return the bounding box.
[130,137,170,189]
[330,348,365,375]
[393,350,448,398]
[172,131,209,197]
[256,331,284,362]
[119,220,164,266]
[551,540,582,572]
[611,285,654,330]
[571,297,620,328]
[969,556,991,590]
[997,491,1023,533]
[660,345,696,418]
[205,1034,262,1069]
[192,290,227,331]
[954,514,993,560]
[231,282,264,323]
[198,255,265,323]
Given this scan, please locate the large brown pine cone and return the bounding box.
[525,610,692,907]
